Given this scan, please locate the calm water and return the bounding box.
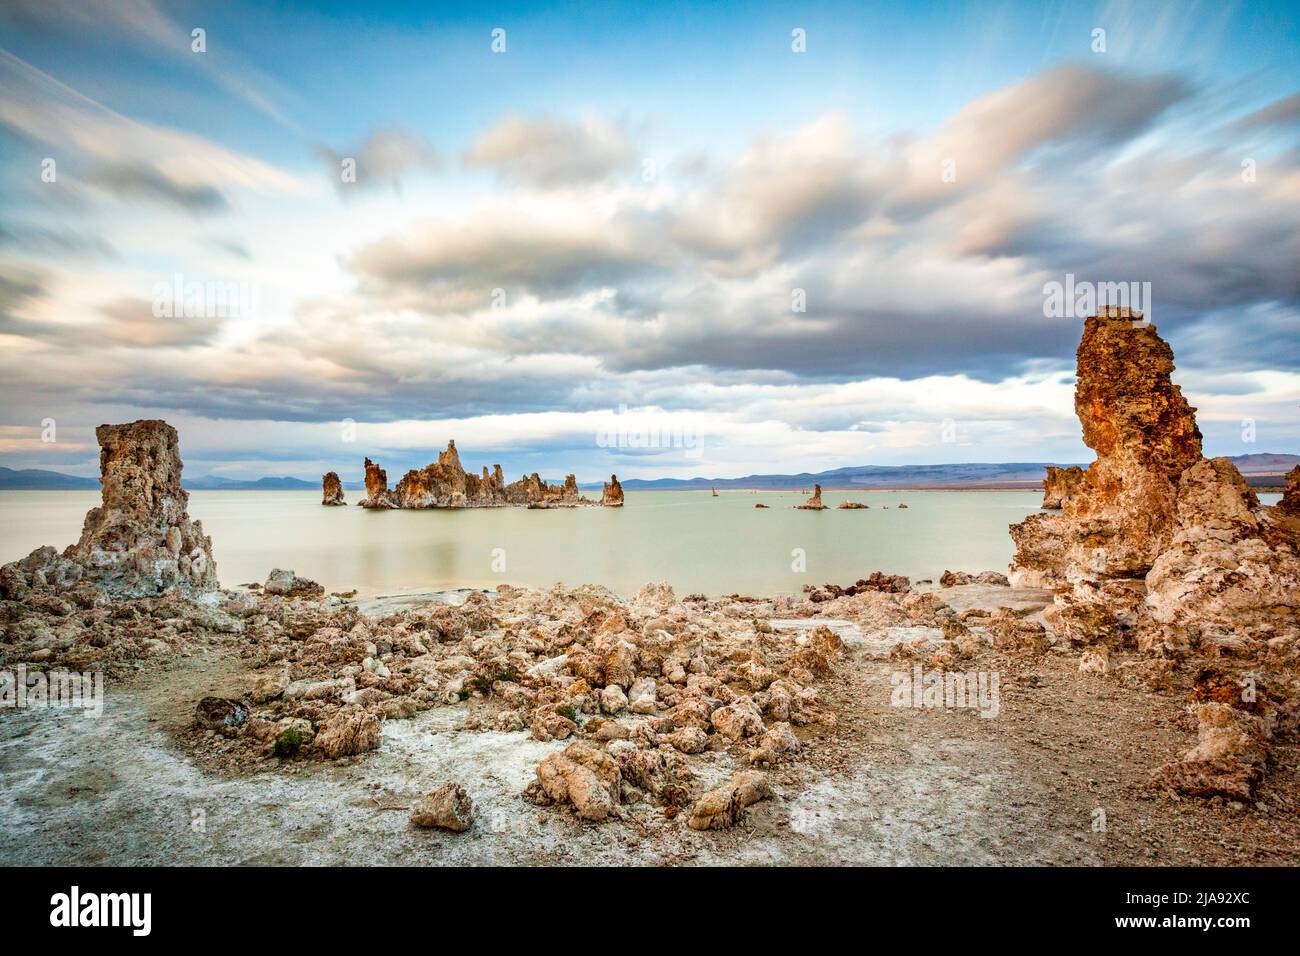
[0,489,1280,599]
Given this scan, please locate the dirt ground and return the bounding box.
[2,585,1296,866]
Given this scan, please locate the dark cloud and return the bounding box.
[91,162,228,212]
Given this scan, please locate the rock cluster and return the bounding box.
[0,420,217,602]
[179,576,951,828]
[939,570,1010,587]
[321,472,346,506]
[1009,309,1299,655]
[357,441,612,509]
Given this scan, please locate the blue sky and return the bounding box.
[1,0,1298,482]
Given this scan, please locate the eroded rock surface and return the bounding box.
[1009,309,1299,654]
[321,471,346,506]
[1,420,216,601]
[1041,465,1085,509]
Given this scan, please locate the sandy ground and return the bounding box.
[2,585,1296,866]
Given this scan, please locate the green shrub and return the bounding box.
[273,727,303,757]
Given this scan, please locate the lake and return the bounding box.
[0,489,1281,598]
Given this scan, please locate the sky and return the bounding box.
[0,0,1297,483]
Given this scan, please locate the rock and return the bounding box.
[1278,466,1300,517]
[2,420,218,599]
[356,441,614,509]
[358,457,396,509]
[754,503,769,508]
[1008,309,1298,652]
[313,707,382,758]
[795,484,826,510]
[711,700,766,740]
[939,570,1010,587]
[665,726,708,754]
[321,471,346,506]
[531,742,622,822]
[1145,458,1300,636]
[1041,465,1086,509]
[599,683,628,714]
[687,770,772,830]
[601,474,624,507]
[1150,703,1270,802]
[531,708,578,742]
[1078,645,1110,674]
[410,783,475,832]
[263,568,326,599]
[628,677,658,714]
[194,697,248,733]
[837,500,869,509]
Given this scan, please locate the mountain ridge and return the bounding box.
[2,453,1294,491]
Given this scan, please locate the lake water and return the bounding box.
[0,489,1281,599]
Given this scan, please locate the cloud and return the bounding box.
[1230,93,1300,132]
[465,116,635,187]
[0,49,304,211]
[316,128,443,193]
[97,297,220,347]
[91,162,228,211]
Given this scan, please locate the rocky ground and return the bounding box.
[2,578,1296,866]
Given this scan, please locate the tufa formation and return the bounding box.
[356,441,614,509]
[1009,308,1299,654]
[1,420,217,600]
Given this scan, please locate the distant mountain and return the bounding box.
[183,475,319,490]
[1,453,1294,492]
[617,453,1300,491]
[0,466,99,490]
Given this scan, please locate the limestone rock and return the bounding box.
[1279,466,1300,518]
[939,570,1010,587]
[601,474,624,507]
[1145,458,1300,637]
[321,471,346,506]
[263,568,325,599]
[530,742,622,821]
[796,484,826,510]
[358,441,613,509]
[314,706,382,758]
[359,457,396,509]
[687,770,772,830]
[1,420,217,599]
[1041,465,1085,509]
[410,783,475,832]
[1008,310,1298,652]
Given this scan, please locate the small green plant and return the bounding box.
[557,704,578,722]
[469,667,518,695]
[273,727,303,757]
[457,690,470,701]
